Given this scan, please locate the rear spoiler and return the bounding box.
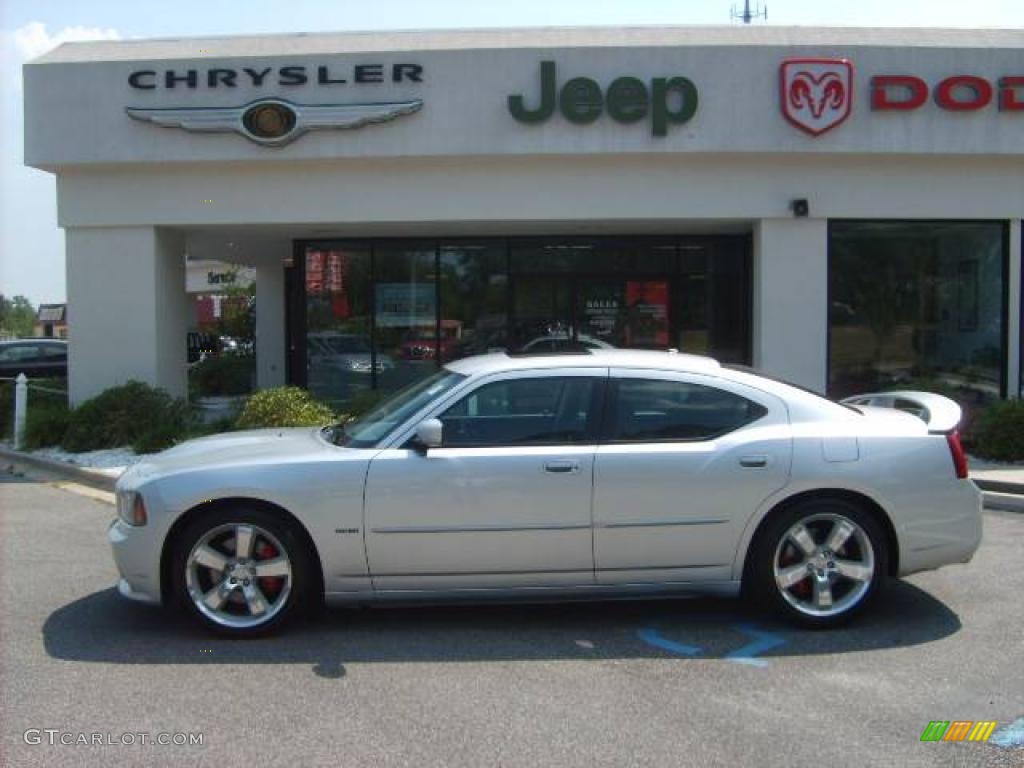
[840,391,962,434]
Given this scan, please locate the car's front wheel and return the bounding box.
[171,507,312,637]
[748,498,888,628]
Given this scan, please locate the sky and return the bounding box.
[1,0,1022,305]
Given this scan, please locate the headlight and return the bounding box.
[116,491,148,526]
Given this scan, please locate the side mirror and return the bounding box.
[413,418,443,451]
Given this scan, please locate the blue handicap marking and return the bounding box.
[990,718,1024,748]
[637,627,702,656]
[637,621,786,667]
[723,622,787,668]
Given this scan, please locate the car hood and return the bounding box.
[118,427,340,486]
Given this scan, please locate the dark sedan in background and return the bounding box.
[0,339,68,379]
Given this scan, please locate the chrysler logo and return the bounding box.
[780,58,854,137]
[126,97,423,147]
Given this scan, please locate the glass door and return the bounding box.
[510,276,573,352]
[577,278,670,350]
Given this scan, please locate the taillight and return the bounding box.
[946,430,969,479]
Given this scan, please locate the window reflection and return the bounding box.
[439,244,509,361]
[300,237,754,411]
[304,246,372,410]
[829,221,1006,402]
[374,244,437,395]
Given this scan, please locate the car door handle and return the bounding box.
[544,460,579,474]
[739,455,769,468]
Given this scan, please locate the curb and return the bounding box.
[973,477,1024,496]
[982,491,1024,514]
[0,447,117,492]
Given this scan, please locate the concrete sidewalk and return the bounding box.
[969,459,1024,494]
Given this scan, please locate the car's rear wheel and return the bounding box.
[749,498,888,628]
[171,507,311,637]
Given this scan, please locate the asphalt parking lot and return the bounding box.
[1,470,1022,768]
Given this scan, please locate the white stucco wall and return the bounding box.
[254,262,286,390]
[23,27,1024,168]
[66,227,189,403]
[753,219,829,391]
[24,26,1024,400]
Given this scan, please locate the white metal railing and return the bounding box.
[2,374,68,450]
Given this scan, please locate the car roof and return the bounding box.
[0,338,66,346]
[445,349,722,376]
[443,350,855,423]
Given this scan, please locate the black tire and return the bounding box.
[170,505,314,637]
[746,497,888,629]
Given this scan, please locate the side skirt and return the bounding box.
[324,580,741,607]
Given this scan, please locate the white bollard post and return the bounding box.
[13,373,28,451]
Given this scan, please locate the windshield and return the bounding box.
[328,370,467,448]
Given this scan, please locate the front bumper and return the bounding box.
[108,518,163,605]
[117,577,160,605]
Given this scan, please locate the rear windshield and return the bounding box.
[724,365,861,414]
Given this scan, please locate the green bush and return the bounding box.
[0,380,11,439]
[969,400,1024,462]
[235,386,336,429]
[62,380,188,454]
[23,402,71,450]
[189,353,255,397]
[1,378,67,441]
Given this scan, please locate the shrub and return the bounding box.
[0,380,11,439]
[23,402,71,450]
[62,380,188,454]
[1,378,66,442]
[189,353,255,397]
[235,386,336,429]
[968,400,1024,462]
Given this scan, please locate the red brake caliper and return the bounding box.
[781,545,811,598]
[255,541,283,595]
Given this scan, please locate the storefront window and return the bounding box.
[296,236,753,410]
[439,243,508,360]
[374,243,438,394]
[829,221,1006,402]
[304,245,372,410]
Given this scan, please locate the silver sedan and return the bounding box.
[110,350,982,636]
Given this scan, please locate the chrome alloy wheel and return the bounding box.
[772,513,876,618]
[185,523,293,629]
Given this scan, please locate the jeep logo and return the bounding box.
[508,61,699,137]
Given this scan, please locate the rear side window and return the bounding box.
[606,379,767,442]
[0,345,40,363]
[39,344,66,360]
[440,377,599,447]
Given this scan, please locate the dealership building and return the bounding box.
[23,26,1023,408]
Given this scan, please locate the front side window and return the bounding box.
[39,344,66,360]
[607,379,767,442]
[439,377,598,447]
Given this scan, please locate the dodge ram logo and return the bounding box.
[780,58,854,136]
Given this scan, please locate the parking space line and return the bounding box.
[637,627,702,656]
[990,717,1024,748]
[723,623,787,668]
